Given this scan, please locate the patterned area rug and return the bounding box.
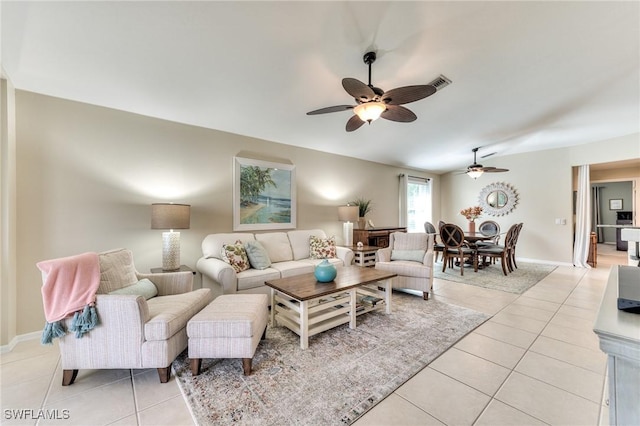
[173,292,489,425]
[433,261,556,294]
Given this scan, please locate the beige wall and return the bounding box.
[9,91,438,342]
[6,90,639,344]
[1,74,17,347]
[441,134,640,264]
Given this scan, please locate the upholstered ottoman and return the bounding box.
[187,293,268,376]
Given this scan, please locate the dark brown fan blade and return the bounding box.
[482,167,509,173]
[307,105,354,115]
[380,105,417,122]
[381,85,436,105]
[342,78,375,102]
[346,115,366,132]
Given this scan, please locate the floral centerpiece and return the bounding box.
[460,206,483,233]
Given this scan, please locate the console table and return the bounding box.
[593,265,640,425]
[353,227,406,248]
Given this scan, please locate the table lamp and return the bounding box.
[151,203,190,271]
[338,205,359,246]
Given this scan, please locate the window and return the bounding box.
[400,175,432,232]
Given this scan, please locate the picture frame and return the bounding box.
[609,199,623,210]
[233,157,296,231]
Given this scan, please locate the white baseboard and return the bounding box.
[0,331,41,354]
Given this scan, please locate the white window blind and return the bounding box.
[399,175,432,232]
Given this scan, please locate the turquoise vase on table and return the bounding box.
[314,259,337,283]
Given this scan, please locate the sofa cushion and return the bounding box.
[98,248,138,294]
[392,232,428,251]
[244,240,271,270]
[202,233,255,260]
[309,235,337,259]
[391,249,426,262]
[301,258,344,268]
[145,288,213,341]
[109,278,158,300]
[376,260,431,278]
[236,268,281,291]
[270,261,315,278]
[221,241,251,273]
[287,229,326,260]
[255,232,293,263]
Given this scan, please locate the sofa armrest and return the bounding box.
[59,294,149,369]
[336,246,354,266]
[137,271,193,296]
[196,257,238,294]
[422,234,435,266]
[377,247,392,262]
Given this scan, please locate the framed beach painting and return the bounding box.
[233,157,296,231]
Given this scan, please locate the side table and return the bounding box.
[151,265,196,275]
[345,245,379,267]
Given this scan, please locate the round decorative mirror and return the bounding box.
[479,182,518,216]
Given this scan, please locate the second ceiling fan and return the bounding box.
[465,147,509,179]
[307,51,437,132]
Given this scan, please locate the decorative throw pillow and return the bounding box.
[391,249,426,262]
[98,248,139,294]
[221,240,251,273]
[109,278,158,300]
[244,240,272,270]
[309,235,337,259]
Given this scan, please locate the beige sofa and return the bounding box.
[196,229,354,298]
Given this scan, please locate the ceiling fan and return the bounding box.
[306,51,437,132]
[465,147,509,179]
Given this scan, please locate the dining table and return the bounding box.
[463,232,496,271]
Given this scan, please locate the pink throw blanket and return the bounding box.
[38,252,100,323]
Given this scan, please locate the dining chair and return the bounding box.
[440,223,475,275]
[509,223,524,270]
[424,221,445,263]
[476,224,518,275]
[477,220,501,245]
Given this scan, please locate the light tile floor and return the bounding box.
[0,250,626,425]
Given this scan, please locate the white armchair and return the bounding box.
[42,249,213,385]
[375,232,435,300]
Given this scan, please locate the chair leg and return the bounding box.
[442,256,448,272]
[62,369,78,386]
[157,366,171,383]
[422,291,429,300]
[261,327,267,340]
[190,358,202,376]
[242,358,252,376]
[459,257,464,276]
[500,254,508,276]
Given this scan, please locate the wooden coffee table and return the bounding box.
[265,266,396,349]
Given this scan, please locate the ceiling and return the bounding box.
[2,1,639,174]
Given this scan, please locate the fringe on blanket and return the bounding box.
[41,305,99,344]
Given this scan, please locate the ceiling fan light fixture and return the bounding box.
[467,169,484,179]
[353,102,386,123]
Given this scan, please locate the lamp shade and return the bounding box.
[353,102,386,122]
[466,170,484,179]
[338,205,359,222]
[151,203,191,229]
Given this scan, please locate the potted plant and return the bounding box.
[349,197,372,229]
